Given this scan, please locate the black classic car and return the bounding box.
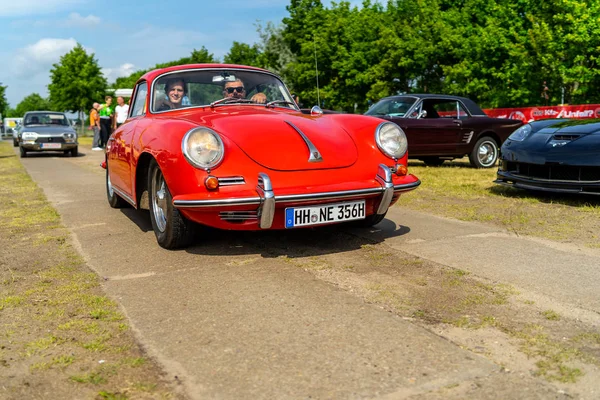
[495,118,600,195]
[365,94,523,168]
[17,111,78,158]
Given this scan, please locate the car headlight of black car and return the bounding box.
[507,124,532,142]
[182,127,224,170]
[375,122,408,159]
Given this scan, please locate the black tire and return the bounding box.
[13,139,18,147]
[355,212,387,227]
[421,157,445,166]
[19,146,27,158]
[147,159,196,249]
[469,137,499,168]
[71,147,78,157]
[106,162,128,209]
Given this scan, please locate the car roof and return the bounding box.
[381,94,486,116]
[139,63,272,83]
[24,111,67,115]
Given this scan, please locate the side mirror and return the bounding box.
[418,110,428,119]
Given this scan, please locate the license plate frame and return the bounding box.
[285,200,365,228]
[41,143,62,149]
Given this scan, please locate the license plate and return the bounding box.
[41,143,61,149]
[285,200,365,228]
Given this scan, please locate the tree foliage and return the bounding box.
[15,93,50,116]
[109,0,600,112]
[48,44,107,116]
[0,84,8,118]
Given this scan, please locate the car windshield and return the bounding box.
[365,97,416,117]
[151,69,297,113]
[24,113,69,126]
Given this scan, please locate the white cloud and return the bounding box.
[102,63,136,83]
[12,38,78,77]
[0,0,84,17]
[66,12,100,27]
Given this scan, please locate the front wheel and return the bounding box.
[19,146,27,158]
[469,137,498,168]
[71,147,78,157]
[421,157,445,167]
[148,159,197,249]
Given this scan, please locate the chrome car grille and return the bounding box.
[219,210,258,222]
[36,136,66,144]
[505,162,600,182]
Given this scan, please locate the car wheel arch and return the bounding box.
[135,152,155,210]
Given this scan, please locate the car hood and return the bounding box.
[502,119,600,165]
[21,125,76,135]
[181,108,358,171]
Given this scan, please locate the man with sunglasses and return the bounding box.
[223,79,267,104]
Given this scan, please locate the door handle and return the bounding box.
[453,120,462,125]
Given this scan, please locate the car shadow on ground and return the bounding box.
[183,217,411,258]
[488,185,600,207]
[18,151,88,158]
[117,207,412,258]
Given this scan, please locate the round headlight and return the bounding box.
[507,124,532,142]
[375,122,408,159]
[182,127,224,170]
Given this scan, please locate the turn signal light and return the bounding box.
[205,176,219,190]
[395,164,408,176]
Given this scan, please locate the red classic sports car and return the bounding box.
[102,64,420,249]
[365,94,523,168]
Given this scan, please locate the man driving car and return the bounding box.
[223,79,267,104]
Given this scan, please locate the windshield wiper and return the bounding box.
[265,100,297,109]
[210,98,255,107]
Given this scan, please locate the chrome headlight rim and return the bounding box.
[182,127,225,170]
[375,122,408,159]
[507,124,532,142]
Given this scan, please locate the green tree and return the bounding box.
[224,42,262,66]
[15,93,50,116]
[48,44,107,126]
[0,84,9,119]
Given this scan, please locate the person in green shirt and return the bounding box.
[98,96,114,148]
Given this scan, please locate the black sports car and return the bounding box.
[495,118,600,195]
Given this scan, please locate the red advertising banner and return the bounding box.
[483,104,600,123]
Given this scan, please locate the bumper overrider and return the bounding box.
[173,164,421,229]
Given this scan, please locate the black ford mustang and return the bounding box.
[495,118,600,195]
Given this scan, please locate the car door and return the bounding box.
[107,81,147,199]
[399,99,466,156]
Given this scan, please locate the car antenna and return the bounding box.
[313,34,320,107]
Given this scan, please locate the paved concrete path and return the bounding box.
[14,145,576,399]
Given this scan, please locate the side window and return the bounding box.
[130,82,148,117]
[432,100,460,118]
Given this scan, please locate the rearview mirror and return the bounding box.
[212,73,236,82]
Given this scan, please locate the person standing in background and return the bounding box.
[114,96,129,128]
[98,96,114,148]
[90,102,102,151]
[541,81,550,106]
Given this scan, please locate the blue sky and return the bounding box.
[0,0,307,107]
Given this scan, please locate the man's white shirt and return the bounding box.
[115,104,130,124]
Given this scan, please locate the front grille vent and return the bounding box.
[505,161,600,182]
[219,211,258,223]
[218,177,245,186]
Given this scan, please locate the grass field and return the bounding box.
[398,159,600,247]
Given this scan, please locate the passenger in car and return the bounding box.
[156,78,187,111]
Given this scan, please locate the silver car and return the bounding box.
[18,111,78,158]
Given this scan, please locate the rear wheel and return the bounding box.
[469,137,498,168]
[148,159,196,249]
[106,162,128,208]
[421,157,445,167]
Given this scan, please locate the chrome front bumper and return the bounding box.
[174,164,421,229]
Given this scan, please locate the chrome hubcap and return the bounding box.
[478,142,497,167]
[151,169,168,232]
